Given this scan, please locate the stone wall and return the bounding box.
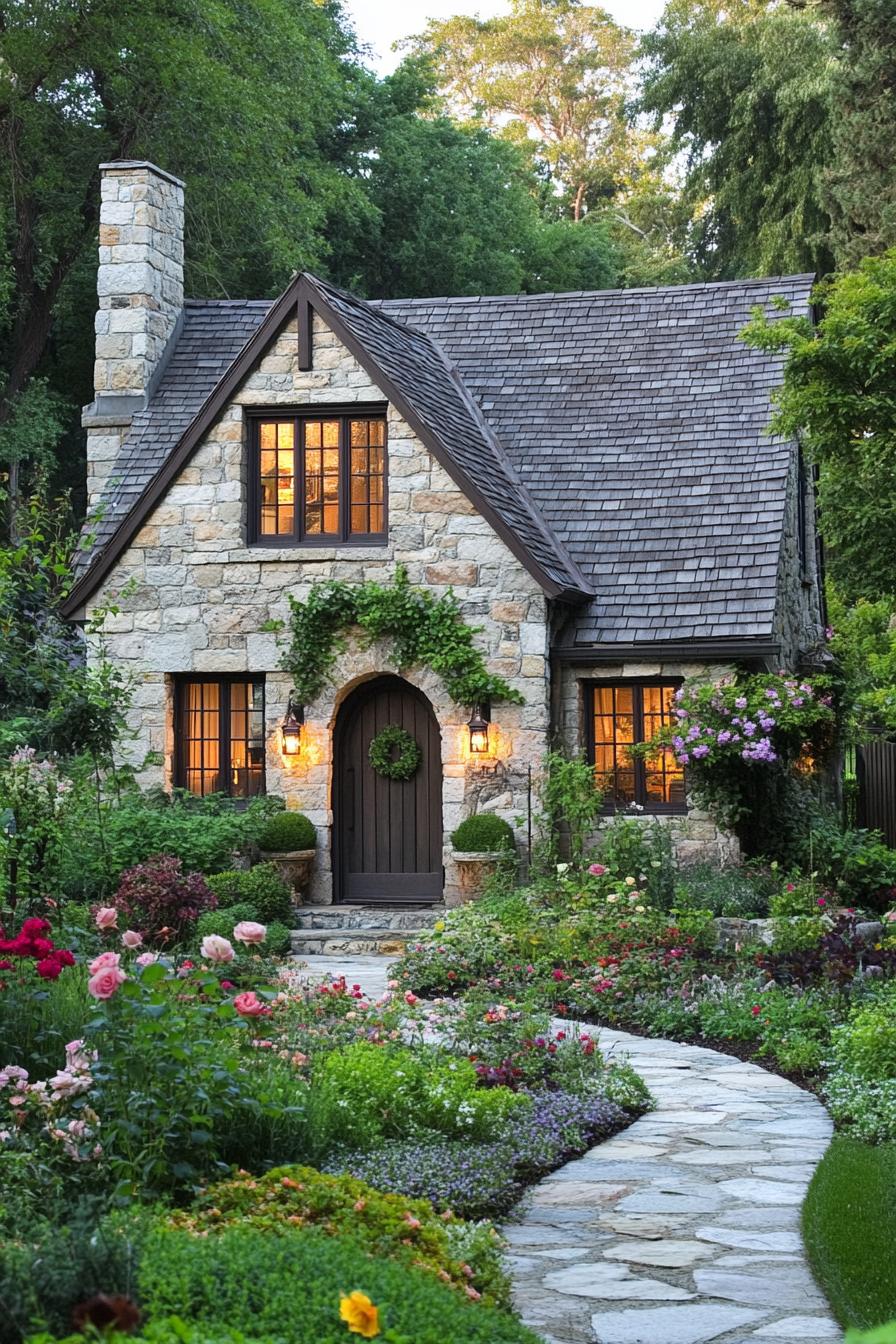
[85,312,550,904]
[555,658,741,867]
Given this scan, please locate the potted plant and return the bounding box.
[450,814,516,902]
[256,812,317,904]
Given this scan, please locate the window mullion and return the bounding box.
[220,680,230,797]
[633,687,646,807]
[340,415,349,541]
[295,419,303,543]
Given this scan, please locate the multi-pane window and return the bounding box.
[589,681,686,811]
[252,413,386,544]
[175,678,265,798]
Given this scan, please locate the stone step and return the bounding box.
[289,927,432,957]
[293,904,445,931]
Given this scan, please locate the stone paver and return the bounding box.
[290,958,841,1344]
[508,1023,840,1344]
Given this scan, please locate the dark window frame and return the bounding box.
[247,405,388,547]
[585,678,687,815]
[173,675,266,799]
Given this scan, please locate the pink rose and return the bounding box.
[121,930,143,949]
[200,934,235,964]
[87,966,126,999]
[135,951,159,967]
[89,951,121,975]
[588,864,607,876]
[233,921,267,946]
[233,991,270,1018]
[404,991,418,1006]
[94,907,118,930]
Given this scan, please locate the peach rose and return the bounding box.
[89,951,121,975]
[200,934,235,964]
[233,991,270,1018]
[87,966,126,1000]
[233,920,266,946]
[94,907,118,930]
[121,930,143,949]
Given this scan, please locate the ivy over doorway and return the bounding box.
[280,567,524,708]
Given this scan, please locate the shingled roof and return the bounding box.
[68,271,814,648]
[379,274,815,648]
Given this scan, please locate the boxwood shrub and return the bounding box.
[206,863,293,924]
[451,814,515,852]
[257,813,316,853]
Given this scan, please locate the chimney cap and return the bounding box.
[99,160,185,189]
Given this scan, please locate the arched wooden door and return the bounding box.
[333,676,443,904]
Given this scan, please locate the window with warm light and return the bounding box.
[175,677,265,798]
[250,412,386,545]
[588,681,686,812]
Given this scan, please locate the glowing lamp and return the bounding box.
[280,698,304,756]
[468,704,490,755]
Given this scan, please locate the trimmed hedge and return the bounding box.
[257,813,316,853]
[451,813,515,852]
[206,864,293,923]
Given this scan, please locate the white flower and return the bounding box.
[556,863,570,875]
[625,876,636,886]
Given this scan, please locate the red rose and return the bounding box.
[36,957,63,981]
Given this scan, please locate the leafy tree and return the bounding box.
[0,0,368,515]
[330,63,619,297]
[816,0,896,266]
[741,251,896,601]
[827,586,896,740]
[641,0,836,278]
[408,0,654,223]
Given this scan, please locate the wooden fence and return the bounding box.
[856,738,896,847]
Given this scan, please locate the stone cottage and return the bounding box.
[63,161,825,905]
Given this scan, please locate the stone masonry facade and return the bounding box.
[85,311,550,904]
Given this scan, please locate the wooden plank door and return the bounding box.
[334,676,443,903]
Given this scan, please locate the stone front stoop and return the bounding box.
[289,904,444,957]
[507,1024,840,1344]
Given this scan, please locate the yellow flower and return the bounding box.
[434,919,445,933]
[339,1292,380,1338]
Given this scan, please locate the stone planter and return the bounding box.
[451,850,509,903]
[259,848,315,905]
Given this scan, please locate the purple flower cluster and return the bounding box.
[326,1089,628,1219]
[665,675,826,769]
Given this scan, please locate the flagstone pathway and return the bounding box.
[293,957,841,1344]
[507,1023,840,1344]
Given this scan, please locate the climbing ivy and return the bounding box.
[281,567,524,708]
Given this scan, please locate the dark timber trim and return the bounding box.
[297,298,313,371]
[63,273,589,616]
[553,637,781,664]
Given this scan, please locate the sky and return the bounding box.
[345,0,667,74]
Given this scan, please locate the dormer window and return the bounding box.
[249,410,387,545]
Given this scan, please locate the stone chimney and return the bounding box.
[84,161,184,508]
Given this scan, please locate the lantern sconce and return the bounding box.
[280,697,304,757]
[467,702,491,755]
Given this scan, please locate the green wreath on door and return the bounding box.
[368,724,423,781]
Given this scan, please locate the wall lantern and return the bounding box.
[467,703,490,755]
[280,698,304,757]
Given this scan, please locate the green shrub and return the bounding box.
[257,812,316,853]
[0,1207,150,1344]
[54,790,283,902]
[29,1326,277,1344]
[674,862,773,918]
[195,903,259,942]
[806,823,896,911]
[138,1225,541,1344]
[207,863,293,923]
[831,991,896,1080]
[168,1165,508,1305]
[846,1327,896,1344]
[314,1042,529,1150]
[598,815,676,907]
[451,813,515,852]
[264,919,292,954]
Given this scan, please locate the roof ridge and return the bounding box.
[378,273,817,307]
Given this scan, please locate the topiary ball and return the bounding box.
[450,814,516,853]
[257,812,316,853]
